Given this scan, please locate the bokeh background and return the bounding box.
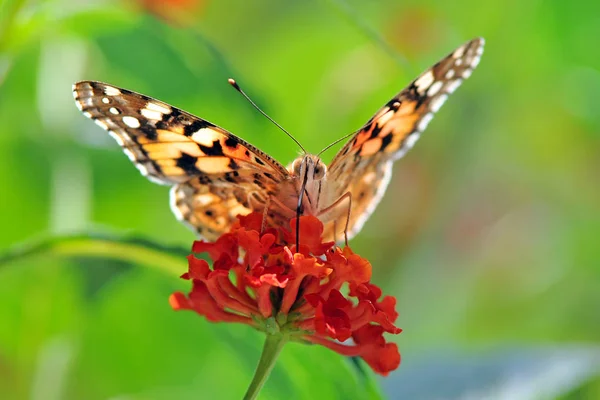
[1,0,599,399]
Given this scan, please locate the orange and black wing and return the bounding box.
[324,38,484,240]
[73,81,290,239]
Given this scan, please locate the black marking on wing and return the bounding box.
[140,125,158,140]
[184,119,214,137]
[199,140,225,156]
[380,133,393,151]
[228,159,240,170]
[369,124,382,139]
[225,137,239,148]
[176,154,200,174]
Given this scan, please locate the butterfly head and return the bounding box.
[292,154,327,182]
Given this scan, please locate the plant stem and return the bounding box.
[0,234,187,276]
[243,334,288,400]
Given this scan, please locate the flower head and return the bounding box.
[170,212,402,376]
[134,0,205,25]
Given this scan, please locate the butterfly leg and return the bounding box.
[265,195,297,219]
[259,194,297,237]
[260,196,271,234]
[249,192,295,233]
[317,192,352,246]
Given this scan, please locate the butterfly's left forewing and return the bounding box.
[324,38,484,240]
[73,81,291,239]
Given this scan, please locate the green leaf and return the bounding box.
[58,8,138,38]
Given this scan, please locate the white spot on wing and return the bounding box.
[122,148,137,163]
[445,69,455,79]
[453,45,466,59]
[476,42,485,55]
[104,86,121,96]
[429,94,448,112]
[414,71,435,93]
[146,174,167,185]
[140,108,163,120]
[362,171,377,184]
[169,186,186,221]
[108,130,125,146]
[94,119,109,130]
[470,55,481,68]
[462,69,473,79]
[135,163,150,176]
[145,102,172,114]
[445,79,463,94]
[123,116,141,128]
[195,194,215,206]
[404,132,421,149]
[417,113,433,131]
[428,81,444,96]
[102,97,110,104]
[109,107,119,115]
[376,110,394,126]
[80,97,93,108]
[392,147,408,161]
[429,94,448,113]
[191,128,221,146]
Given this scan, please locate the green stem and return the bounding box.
[0,234,188,276]
[243,334,288,400]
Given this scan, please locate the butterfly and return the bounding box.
[73,37,484,243]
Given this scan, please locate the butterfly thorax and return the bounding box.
[285,154,327,215]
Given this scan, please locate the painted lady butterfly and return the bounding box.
[73,38,484,242]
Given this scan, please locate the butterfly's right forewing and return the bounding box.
[322,38,484,240]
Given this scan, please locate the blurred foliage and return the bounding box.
[1,0,599,398]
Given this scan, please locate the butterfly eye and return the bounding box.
[313,163,327,180]
[291,158,303,175]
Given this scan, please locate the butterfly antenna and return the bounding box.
[316,131,355,157]
[228,78,306,154]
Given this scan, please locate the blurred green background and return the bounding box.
[1,0,599,399]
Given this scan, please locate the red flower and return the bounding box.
[170,212,402,376]
[134,0,206,25]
